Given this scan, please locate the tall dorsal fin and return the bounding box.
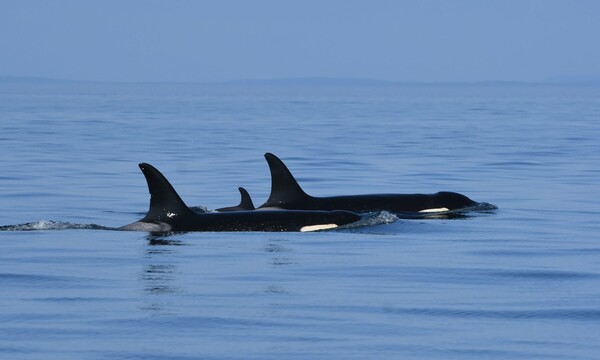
[262,153,310,207]
[237,187,256,210]
[138,163,192,221]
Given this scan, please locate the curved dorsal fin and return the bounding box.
[138,163,192,221]
[215,187,256,211]
[262,153,310,207]
[237,187,256,210]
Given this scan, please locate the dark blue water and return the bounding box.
[1,80,599,359]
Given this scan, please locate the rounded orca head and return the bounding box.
[435,191,478,209]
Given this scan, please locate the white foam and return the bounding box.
[0,220,111,231]
[32,220,54,230]
[343,211,398,229]
[300,224,338,232]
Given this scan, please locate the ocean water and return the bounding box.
[0,79,599,359]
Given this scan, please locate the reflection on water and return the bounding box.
[263,242,290,253]
[146,233,187,247]
[140,235,184,312]
[264,239,295,268]
[263,239,295,295]
[264,285,289,294]
[142,264,177,295]
[138,236,300,312]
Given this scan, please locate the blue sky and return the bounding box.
[1,0,599,82]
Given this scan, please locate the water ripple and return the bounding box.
[384,307,600,321]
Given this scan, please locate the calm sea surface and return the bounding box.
[1,80,599,359]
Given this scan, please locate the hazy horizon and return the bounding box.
[2,1,600,83]
[3,74,600,86]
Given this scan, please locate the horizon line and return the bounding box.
[1,75,600,86]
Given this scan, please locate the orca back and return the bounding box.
[258,153,481,214]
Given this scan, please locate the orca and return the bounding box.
[215,187,256,211]
[120,163,361,232]
[258,153,481,215]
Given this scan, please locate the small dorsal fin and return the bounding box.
[215,187,256,211]
[138,163,192,222]
[237,187,256,210]
[261,153,310,207]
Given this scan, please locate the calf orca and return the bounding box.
[258,153,480,215]
[120,163,360,232]
[215,187,256,211]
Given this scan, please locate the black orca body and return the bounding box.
[215,187,256,211]
[120,163,360,232]
[259,153,480,215]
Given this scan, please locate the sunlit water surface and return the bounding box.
[1,80,599,359]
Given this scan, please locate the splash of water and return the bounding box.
[341,211,399,229]
[0,220,112,231]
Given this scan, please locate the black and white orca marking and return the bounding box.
[258,153,481,215]
[120,163,361,232]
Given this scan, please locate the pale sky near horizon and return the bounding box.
[1,0,599,83]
